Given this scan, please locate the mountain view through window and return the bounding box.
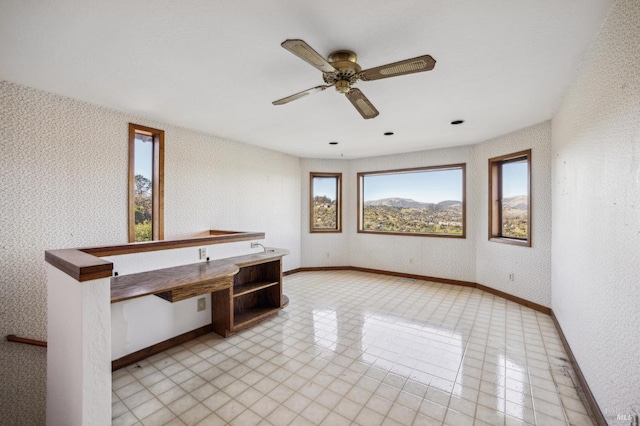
[359,165,465,236]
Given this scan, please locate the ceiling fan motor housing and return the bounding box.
[323,50,362,92]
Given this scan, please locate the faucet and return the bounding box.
[251,242,267,253]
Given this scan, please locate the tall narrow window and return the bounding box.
[310,173,342,233]
[129,123,164,242]
[358,164,466,237]
[489,150,531,246]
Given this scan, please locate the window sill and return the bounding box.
[489,237,531,247]
[359,230,465,238]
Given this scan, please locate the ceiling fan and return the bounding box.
[272,39,436,119]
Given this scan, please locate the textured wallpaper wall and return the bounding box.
[301,124,553,307]
[0,81,301,424]
[551,0,640,418]
[346,146,478,282]
[474,121,553,307]
[300,159,351,266]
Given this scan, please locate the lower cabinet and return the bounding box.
[212,257,284,337]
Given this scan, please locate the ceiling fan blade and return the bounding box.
[272,85,331,105]
[345,89,379,119]
[281,39,336,73]
[360,55,436,81]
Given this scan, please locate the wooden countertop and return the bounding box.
[110,248,289,303]
[111,261,238,303]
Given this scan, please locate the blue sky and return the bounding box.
[313,177,337,200]
[501,160,528,198]
[134,135,153,181]
[363,169,463,203]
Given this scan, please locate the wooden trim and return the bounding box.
[294,266,352,273]
[155,127,165,240]
[357,172,363,232]
[310,172,342,233]
[349,266,476,288]
[356,163,466,177]
[224,248,289,269]
[488,149,532,247]
[128,124,136,243]
[357,163,466,238]
[45,230,264,281]
[112,324,213,371]
[45,249,114,282]
[488,237,531,247]
[6,335,47,348]
[476,283,550,315]
[81,231,264,257]
[550,312,606,426]
[355,230,466,238]
[461,163,467,238]
[283,268,302,276]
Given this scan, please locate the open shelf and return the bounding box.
[233,281,279,298]
[207,250,286,337]
[234,306,281,329]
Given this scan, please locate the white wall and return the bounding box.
[551,0,640,418]
[474,122,552,307]
[300,159,351,266]
[47,267,111,426]
[347,146,477,282]
[0,81,301,424]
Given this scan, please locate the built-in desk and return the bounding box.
[110,248,289,338]
[110,260,238,303]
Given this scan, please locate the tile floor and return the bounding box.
[112,271,594,425]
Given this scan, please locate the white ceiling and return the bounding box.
[0,0,611,159]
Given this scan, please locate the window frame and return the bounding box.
[128,123,165,243]
[488,149,531,247]
[310,172,342,233]
[357,164,466,238]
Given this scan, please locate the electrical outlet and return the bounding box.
[197,297,206,312]
[326,252,330,258]
[509,273,515,282]
[409,258,414,264]
[251,242,259,248]
[199,248,207,260]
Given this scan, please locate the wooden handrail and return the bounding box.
[6,335,47,348]
[45,229,265,282]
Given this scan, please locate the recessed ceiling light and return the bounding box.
[450,120,464,125]
[383,132,394,136]
[329,141,338,145]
